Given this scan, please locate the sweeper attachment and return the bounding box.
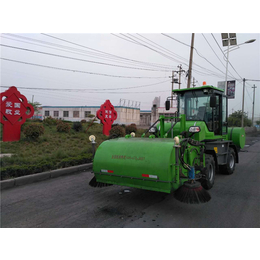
[89,85,246,204]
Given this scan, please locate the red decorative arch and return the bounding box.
[0,86,34,141]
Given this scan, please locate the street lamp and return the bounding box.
[225,39,256,53]
[221,33,256,127]
[245,39,256,44]
[221,33,237,96]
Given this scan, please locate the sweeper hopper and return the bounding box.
[90,85,246,204]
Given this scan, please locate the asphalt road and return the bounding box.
[1,135,260,228]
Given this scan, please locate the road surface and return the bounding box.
[1,135,260,228]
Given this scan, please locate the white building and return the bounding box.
[41,105,140,125]
[151,97,178,124]
[140,110,151,126]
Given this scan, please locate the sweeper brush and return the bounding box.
[174,181,211,204]
[89,176,113,188]
[90,85,245,204]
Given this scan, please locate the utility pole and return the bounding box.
[192,77,196,87]
[178,65,182,89]
[252,84,257,125]
[171,70,174,107]
[241,78,246,127]
[187,33,195,88]
[177,64,185,89]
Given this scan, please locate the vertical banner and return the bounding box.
[217,80,236,99]
[227,80,236,99]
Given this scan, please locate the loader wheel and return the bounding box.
[220,147,236,175]
[201,154,215,190]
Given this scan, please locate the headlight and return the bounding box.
[189,126,201,133]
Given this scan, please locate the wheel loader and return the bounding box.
[89,85,245,204]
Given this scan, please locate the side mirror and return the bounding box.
[165,100,170,110]
[210,95,217,107]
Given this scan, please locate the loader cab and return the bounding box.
[173,86,228,135]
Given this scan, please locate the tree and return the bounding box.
[228,110,252,127]
[256,120,260,126]
[29,101,41,115]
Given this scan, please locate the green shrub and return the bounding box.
[43,116,58,126]
[57,154,92,168]
[72,122,83,132]
[1,161,53,180]
[81,119,87,124]
[29,118,43,123]
[109,125,125,138]
[125,124,137,134]
[57,122,71,133]
[0,154,93,180]
[23,123,44,140]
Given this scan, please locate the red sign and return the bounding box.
[0,86,34,142]
[96,100,117,136]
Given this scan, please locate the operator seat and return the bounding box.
[197,106,206,121]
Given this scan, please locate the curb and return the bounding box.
[0,163,93,190]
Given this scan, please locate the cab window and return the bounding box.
[178,90,221,134]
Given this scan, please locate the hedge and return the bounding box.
[1,153,93,180]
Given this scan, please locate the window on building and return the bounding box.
[73,111,79,118]
[63,111,69,117]
[54,111,59,117]
[85,111,91,117]
[45,111,50,117]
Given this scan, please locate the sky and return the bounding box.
[1,33,259,117]
[0,2,259,121]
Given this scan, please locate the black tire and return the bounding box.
[201,154,215,190]
[220,147,236,175]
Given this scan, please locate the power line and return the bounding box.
[201,33,239,81]
[12,33,235,81]
[41,33,176,70]
[4,33,175,71]
[0,35,171,71]
[1,85,170,94]
[1,57,168,79]
[211,33,243,80]
[136,33,189,63]
[112,33,230,81]
[201,34,227,69]
[161,33,190,47]
[245,79,260,82]
[127,33,188,64]
[113,33,188,65]
[0,79,169,92]
[161,33,237,79]
[0,43,171,73]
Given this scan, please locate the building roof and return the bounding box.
[42,106,140,110]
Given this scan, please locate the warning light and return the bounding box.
[203,81,207,85]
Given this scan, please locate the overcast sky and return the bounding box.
[1,2,259,120]
[1,33,259,117]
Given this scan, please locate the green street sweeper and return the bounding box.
[89,85,245,204]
